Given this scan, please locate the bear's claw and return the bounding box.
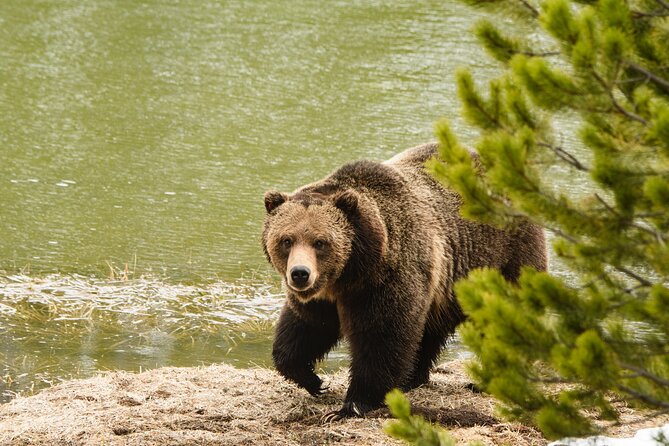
[308,382,329,397]
[321,410,343,423]
[320,401,367,423]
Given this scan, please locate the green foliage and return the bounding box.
[384,389,456,446]
[384,390,486,446]
[474,20,524,63]
[431,0,669,440]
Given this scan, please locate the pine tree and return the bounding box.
[427,0,669,439]
[384,390,458,446]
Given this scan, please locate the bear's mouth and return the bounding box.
[286,282,318,296]
[285,278,327,301]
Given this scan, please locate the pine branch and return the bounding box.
[516,0,540,17]
[631,9,669,18]
[610,98,649,125]
[548,226,579,244]
[468,91,506,130]
[593,194,667,243]
[616,75,651,85]
[625,61,669,95]
[522,50,561,57]
[537,142,589,171]
[613,265,653,287]
[623,283,650,295]
[618,385,669,409]
[655,0,669,11]
[619,363,669,388]
[591,70,649,125]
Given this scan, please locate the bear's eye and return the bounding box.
[314,240,326,250]
[281,238,292,249]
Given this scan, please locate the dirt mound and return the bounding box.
[0,361,664,445]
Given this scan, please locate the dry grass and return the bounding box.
[0,360,541,446]
[1,360,667,446]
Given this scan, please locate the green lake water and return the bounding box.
[0,1,568,401]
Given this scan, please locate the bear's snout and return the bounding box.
[286,243,319,293]
[290,265,311,288]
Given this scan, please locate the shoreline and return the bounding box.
[0,360,666,445]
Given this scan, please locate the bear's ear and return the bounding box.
[333,189,359,215]
[333,189,387,277]
[264,190,288,213]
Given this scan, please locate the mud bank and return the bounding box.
[0,361,665,445]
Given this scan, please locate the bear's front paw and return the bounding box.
[306,379,329,397]
[278,366,325,397]
[298,373,328,397]
[320,401,374,423]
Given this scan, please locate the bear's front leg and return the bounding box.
[272,299,340,396]
[322,293,422,422]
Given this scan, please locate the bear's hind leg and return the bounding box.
[273,299,340,396]
[404,330,443,390]
[405,303,464,390]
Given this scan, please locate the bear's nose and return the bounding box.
[290,265,311,288]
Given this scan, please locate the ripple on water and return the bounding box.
[0,274,289,402]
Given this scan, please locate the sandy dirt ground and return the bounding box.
[0,361,666,446]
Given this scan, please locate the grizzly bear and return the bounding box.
[262,143,547,420]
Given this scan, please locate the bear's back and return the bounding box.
[383,142,440,167]
[297,143,460,234]
[383,143,464,223]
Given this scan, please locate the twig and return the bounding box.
[547,226,579,244]
[626,61,669,95]
[618,384,669,409]
[591,69,649,125]
[611,97,649,125]
[537,142,589,171]
[620,363,669,388]
[522,50,561,57]
[631,9,669,18]
[516,0,540,17]
[621,283,651,299]
[613,265,653,287]
[616,75,650,84]
[594,193,620,215]
[655,0,669,11]
[636,211,665,218]
[593,194,666,245]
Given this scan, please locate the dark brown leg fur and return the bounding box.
[325,288,423,420]
[272,300,340,396]
[405,301,465,390]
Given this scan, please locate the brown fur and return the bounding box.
[262,143,547,419]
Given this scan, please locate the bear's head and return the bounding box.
[262,188,387,301]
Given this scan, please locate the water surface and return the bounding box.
[1,0,555,401]
[0,0,503,279]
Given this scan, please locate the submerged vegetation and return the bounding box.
[0,274,285,401]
